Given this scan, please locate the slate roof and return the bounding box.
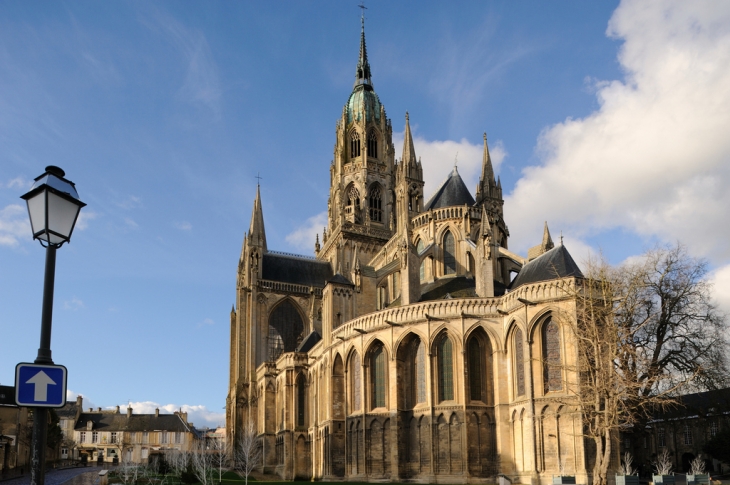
[74,412,190,432]
[509,245,583,290]
[328,273,354,286]
[296,331,322,353]
[424,167,476,210]
[420,276,477,301]
[262,253,333,288]
[651,388,730,420]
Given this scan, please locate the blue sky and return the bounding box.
[2,1,729,428]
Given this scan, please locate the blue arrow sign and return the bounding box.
[15,363,67,407]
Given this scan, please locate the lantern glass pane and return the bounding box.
[26,191,47,238]
[47,191,80,240]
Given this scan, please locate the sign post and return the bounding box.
[15,363,67,408]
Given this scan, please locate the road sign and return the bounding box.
[15,363,67,407]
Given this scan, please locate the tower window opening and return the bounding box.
[369,186,382,222]
[350,132,361,158]
[443,231,456,275]
[367,130,377,158]
[438,335,454,401]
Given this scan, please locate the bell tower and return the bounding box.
[319,15,396,274]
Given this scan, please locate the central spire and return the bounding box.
[354,12,372,88]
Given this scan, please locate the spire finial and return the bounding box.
[255,172,262,187]
[354,3,372,88]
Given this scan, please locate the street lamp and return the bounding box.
[20,166,85,485]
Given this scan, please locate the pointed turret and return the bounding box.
[354,14,372,88]
[475,204,495,297]
[527,221,555,261]
[248,184,267,251]
[476,133,500,206]
[402,112,417,166]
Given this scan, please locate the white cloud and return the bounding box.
[66,390,97,411]
[197,317,214,328]
[504,0,730,260]
[6,176,32,190]
[75,210,97,231]
[175,221,192,231]
[393,131,507,201]
[63,297,85,311]
[709,264,730,317]
[286,211,327,253]
[124,217,139,229]
[0,204,30,246]
[116,195,143,210]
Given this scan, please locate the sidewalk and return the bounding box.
[0,467,101,485]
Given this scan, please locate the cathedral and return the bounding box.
[227,17,592,484]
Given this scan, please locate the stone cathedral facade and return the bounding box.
[227,19,593,484]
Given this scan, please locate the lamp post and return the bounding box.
[20,166,85,485]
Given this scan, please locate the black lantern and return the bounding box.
[20,166,86,247]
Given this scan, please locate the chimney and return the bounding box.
[127,406,133,418]
[88,408,92,412]
[116,406,120,414]
[155,408,159,417]
[75,396,83,420]
[97,407,101,412]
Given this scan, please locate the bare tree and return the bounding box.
[191,439,215,485]
[560,244,727,485]
[210,434,229,484]
[164,449,190,478]
[234,420,261,485]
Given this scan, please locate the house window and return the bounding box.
[130,432,136,443]
[368,186,382,222]
[111,432,117,444]
[367,130,377,158]
[684,424,693,445]
[350,132,361,158]
[711,421,718,437]
[79,432,86,443]
[161,431,168,444]
[658,428,665,447]
[443,231,456,275]
[515,328,525,396]
[542,318,562,393]
[92,432,98,444]
[175,432,182,444]
[643,436,648,449]
[142,432,149,444]
[371,344,386,408]
[351,352,361,412]
[438,335,454,401]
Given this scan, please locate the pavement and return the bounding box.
[0,467,102,485]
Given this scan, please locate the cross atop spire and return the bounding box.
[354,4,373,88]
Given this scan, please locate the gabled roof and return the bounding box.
[262,253,333,288]
[509,244,583,290]
[74,412,190,433]
[296,331,322,353]
[424,167,476,210]
[328,273,354,286]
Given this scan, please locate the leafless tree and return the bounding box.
[164,449,190,478]
[117,449,141,485]
[210,434,229,484]
[559,244,727,485]
[234,420,261,485]
[191,439,215,485]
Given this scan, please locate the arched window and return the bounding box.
[438,335,454,401]
[350,131,361,158]
[467,252,475,274]
[371,344,386,408]
[368,186,382,222]
[515,328,525,396]
[416,239,425,282]
[542,318,562,393]
[468,337,484,402]
[367,130,377,158]
[377,285,388,310]
[443,231,456,275]
[268,300,304,361]
[351,353,361,412]
[296,374,306,427]
[415,340,426,404]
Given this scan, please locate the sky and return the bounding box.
[1,1,730,429]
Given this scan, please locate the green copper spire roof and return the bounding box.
[354,14,372,88]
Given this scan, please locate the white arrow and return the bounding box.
[26,371,56,402]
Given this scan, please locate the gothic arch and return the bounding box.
[465,327,494,405]
[464,321,501,353]
[442,230,457,275]
[365,339,389,410]
[347,349,362,414]
[367,128,379,159]
[267,297,306,361]
[295,372,307,428]
[396,332,427,409]
[367,183,383,223]
[432,331,457,403]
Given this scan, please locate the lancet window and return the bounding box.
[416,239,425,281]
[367,130,377,158]
[268,300,304,361]
[368,185,382,222]
[443,230,456,275]
[415,341,426,404]
[542,318,562,393]
[468,337,484,402]
[351,352,361,412]
[296,374,306,427]
[515,328,525,396]
[350,131,361,158]
[371,344,386,408]
[438,335,454,401]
